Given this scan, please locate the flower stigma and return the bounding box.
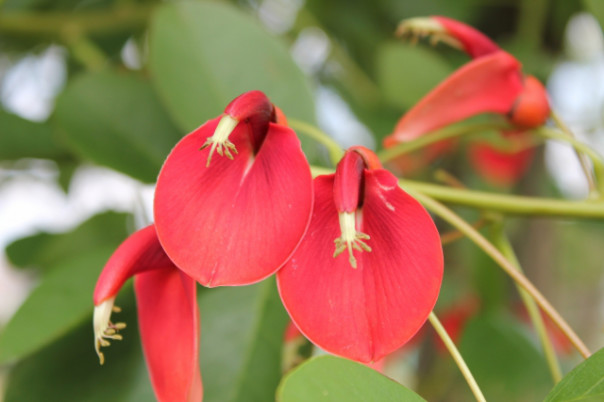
[333,211,371,269]
[201,114,239,167]
[93,297,127,365]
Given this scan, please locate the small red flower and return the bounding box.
[468,130,536,187]
[93,225,201,402]
[384,16,550,174]
[154,91,313,287]
[277,146,443,363]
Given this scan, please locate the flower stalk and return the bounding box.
[428,312,486,402]
[490,223,563,383]
[409,190,591,359]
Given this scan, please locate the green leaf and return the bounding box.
[376,42,453,110]
[459,314,552,402]
[199,278,289,402]
[4,289,154,402]
[584,0,604,28]
[6,211,130,270]
[545,347,604,401]
[0,247,113,363]
[148,2,317,158]
[54,70,182,183]
[277,355,426,402]
[0,109,65,160]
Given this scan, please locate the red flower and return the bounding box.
[468,130,536,187]
[154,91,313,287]
[93,225,201,402]
[384,16,550,174]
[277,146,443,363]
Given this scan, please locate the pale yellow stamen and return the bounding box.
[396,17,463,50]
[201,115,239,167]
[333,212,371,269]
[93,297,126,365]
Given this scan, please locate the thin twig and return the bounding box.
[428,312,486,402]
[408,190,591,359]
[490,224,563,383]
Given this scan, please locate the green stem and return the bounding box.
[428,312,486,402]
[311,165,604,219]
[537,123,604,197]
[407,190,591,359]
[399,180,604,219]
[0,5,153,37]
[63,33,107,71]
[288,119,344,165]
[490,223,563,383]
[377,122,511,163]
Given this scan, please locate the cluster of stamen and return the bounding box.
[200,114,239,167]
[94,297,127,365]
[396,18,462,50]
[333,212,372,269]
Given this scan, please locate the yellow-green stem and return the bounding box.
[63,33,107,71]
[407,190,591,359]
[310,165,604,219]
[0,5,153,37]
[377,122,511,163]
[399,180,604,219]
[490,223,563,383]
[289,119,344,165]
[428,312,486,402]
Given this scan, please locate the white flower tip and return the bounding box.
[333,212,371,269]
[201,114,240,167]
[93,297,126,365]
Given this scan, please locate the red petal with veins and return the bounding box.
[93,225,177,305]
[135,267,202,402]
[384,51,524,147]
[277,171,443,363]
[155,118,313,287]
[468,131,535,187]
[433,16,500,58]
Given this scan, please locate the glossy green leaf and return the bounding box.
[4,290,154,402]
[277,355,426,402]
[0,247,113,363]
[0,109,65,160]
[6,211,130,270]
[148,2,317,157]
[376,42,453,110]
[459,314,552,402]
[54,70,182,183]
[199,278,289,402]
[545,347,604,401]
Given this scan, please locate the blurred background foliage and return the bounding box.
[0,0,603,401]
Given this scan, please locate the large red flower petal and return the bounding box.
[384,51,524,147]
[135,268,202,402]
[155,118,313,287]
[277,171,443,363]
